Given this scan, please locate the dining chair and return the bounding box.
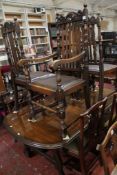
[62,97,107,174]
[2,20,91,141]
[100,121,117,175]
[56,4,117,101]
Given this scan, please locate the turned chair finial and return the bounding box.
[83,4,88,20]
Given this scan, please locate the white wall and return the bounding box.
[54,0,117,31]
[54,0,89,11]
[2,0,54,6]
[52,0,116,31]
[113,18,117,30]
[2,0,117,31]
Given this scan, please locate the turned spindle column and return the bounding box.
[97,14,104,100]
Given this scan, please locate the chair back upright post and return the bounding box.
[97,14,104,100]
[108,93,117,128]
[82,4,91,105]
[80,97,107,152]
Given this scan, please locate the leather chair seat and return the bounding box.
[15,71,85,95]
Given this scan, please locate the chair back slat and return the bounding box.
[56,13,85,72]
[56,5,104,70]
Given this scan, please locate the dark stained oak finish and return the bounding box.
[100,121,117,175]
[0,70,5,93]
[2,12,90,140]
[4,87,116,175]
[4,101,87,149]
[15,75,85,96]
[89,64,117,77]
[4,87,115,149]
[56,5,117,100]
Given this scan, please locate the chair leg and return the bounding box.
[11,72,19,112]
[24,145,36,157]
[89,75,96,91]
[84,85,90,109]
[27,90,36,122]
[13,83,19,112]
[54,150,65,175]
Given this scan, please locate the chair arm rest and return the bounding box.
[50,51,85,71]
[18,53,56,66]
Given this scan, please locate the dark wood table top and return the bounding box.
[4,102,86,149]
[89,63,117,75]
[4,87,114,150]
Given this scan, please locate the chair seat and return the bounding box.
[17,71,55,81]
[89,64,117,75]
[15,71,85,95]
[111,164,117,175]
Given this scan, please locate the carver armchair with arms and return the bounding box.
[56,5,117,101]
[2,20,90,141]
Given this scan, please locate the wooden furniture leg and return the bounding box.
[54,150,65,175]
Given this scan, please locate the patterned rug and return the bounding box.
[0,120,114,175]
[0,126,82,175]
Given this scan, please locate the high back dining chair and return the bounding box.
[100,121,117,175]
[62,97,107,175]
[82,5,117,100]
[2,20,90,141]
[56,8,90,102]
[56,4,117,101]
